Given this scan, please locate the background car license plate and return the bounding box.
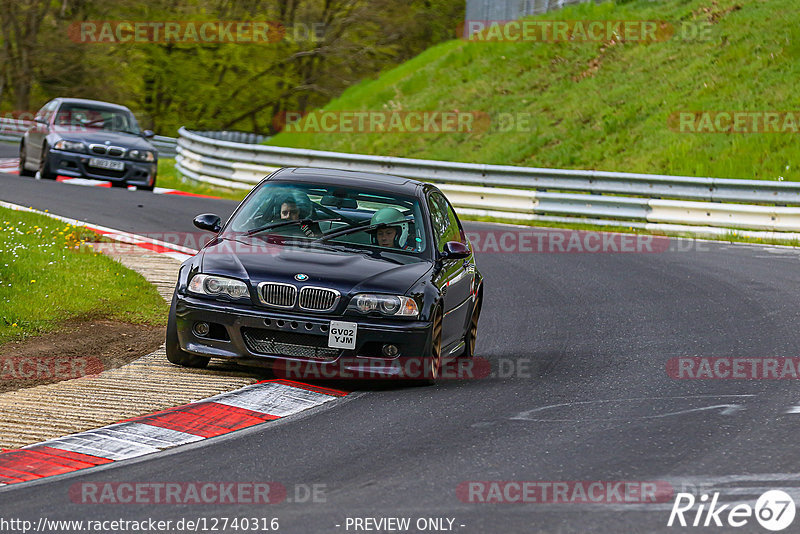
[328,321,357,350]
[88,158,125,171]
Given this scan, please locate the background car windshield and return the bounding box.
[228,182,427,253]
[55,104,141,135]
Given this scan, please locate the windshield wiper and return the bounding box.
[318,221,405,242]
[245,218,340,237]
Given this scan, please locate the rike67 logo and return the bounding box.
[668,490,796,531]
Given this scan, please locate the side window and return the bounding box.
[442,197,467,246]
[427,192,460,251]
[39,101,57,122]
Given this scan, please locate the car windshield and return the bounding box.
[227,181,427,254]
[54,104,141,135]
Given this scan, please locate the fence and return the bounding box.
[174,127,800,240]
[466,0,604,21]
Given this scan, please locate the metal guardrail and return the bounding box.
[174,127,800,234]
[191,130,268,144]
[151,135,177,158]
[466,0,602,21]
[0,117,31,143]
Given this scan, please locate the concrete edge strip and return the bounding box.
[0,379,348,486]
[0,198,352,488]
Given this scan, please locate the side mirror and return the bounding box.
[441,241,470,259]
[193,213,222,233]
[33,116,47,124]
[142,130,155,138]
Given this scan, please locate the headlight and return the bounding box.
[188,274,250,300]
[53,140,86,153]
[347,294,419,317]
[128,149,155,162]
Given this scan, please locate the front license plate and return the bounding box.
[88,158,125,171]
[328,321,357,350]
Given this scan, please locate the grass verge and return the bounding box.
[266,0,799,182]
[0,207,168,344]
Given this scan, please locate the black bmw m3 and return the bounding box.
[167,167,483,383]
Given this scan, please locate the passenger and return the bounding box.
[369,208,415,251]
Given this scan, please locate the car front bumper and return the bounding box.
[46,148,156,187]
[174,295,435,379]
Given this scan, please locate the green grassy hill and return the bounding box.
[267,0,800,181]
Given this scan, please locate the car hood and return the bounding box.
[51,127,154,150]
[199,237,432,296]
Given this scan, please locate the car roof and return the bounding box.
[267,167,429,195]
[54,98,131,112]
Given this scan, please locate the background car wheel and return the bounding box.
[18,144,34,176]
[166,295,210,369]
[462,296,481,359]
[138,179,156,192]
[38,145,55,180]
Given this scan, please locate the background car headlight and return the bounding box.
[348,294,419,317]
[128,149,155,162]
[53,140,86,153]
[188,274,250,299]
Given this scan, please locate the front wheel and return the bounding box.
[462,296,481,359]
[166,295,210,369]
[19,143,34,176]
[410,308,442,386]
[38,145,55,180]
[138,173,157,192]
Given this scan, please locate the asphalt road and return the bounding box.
[0,142,17,159]
[2,166,800,533]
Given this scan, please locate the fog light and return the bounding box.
[193,322,210,337]
[382,344,399,358]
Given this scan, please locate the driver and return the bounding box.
[274,190,321,238]
[369,208,415,251]
[279,198,301,220]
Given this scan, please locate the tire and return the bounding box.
[410,307,442,386]
[19,143,34,176]
[462,295,482,359]
[137,179,155,192]
[38,145,55,180]
[166,295,210,369]
[138,172,157,192]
